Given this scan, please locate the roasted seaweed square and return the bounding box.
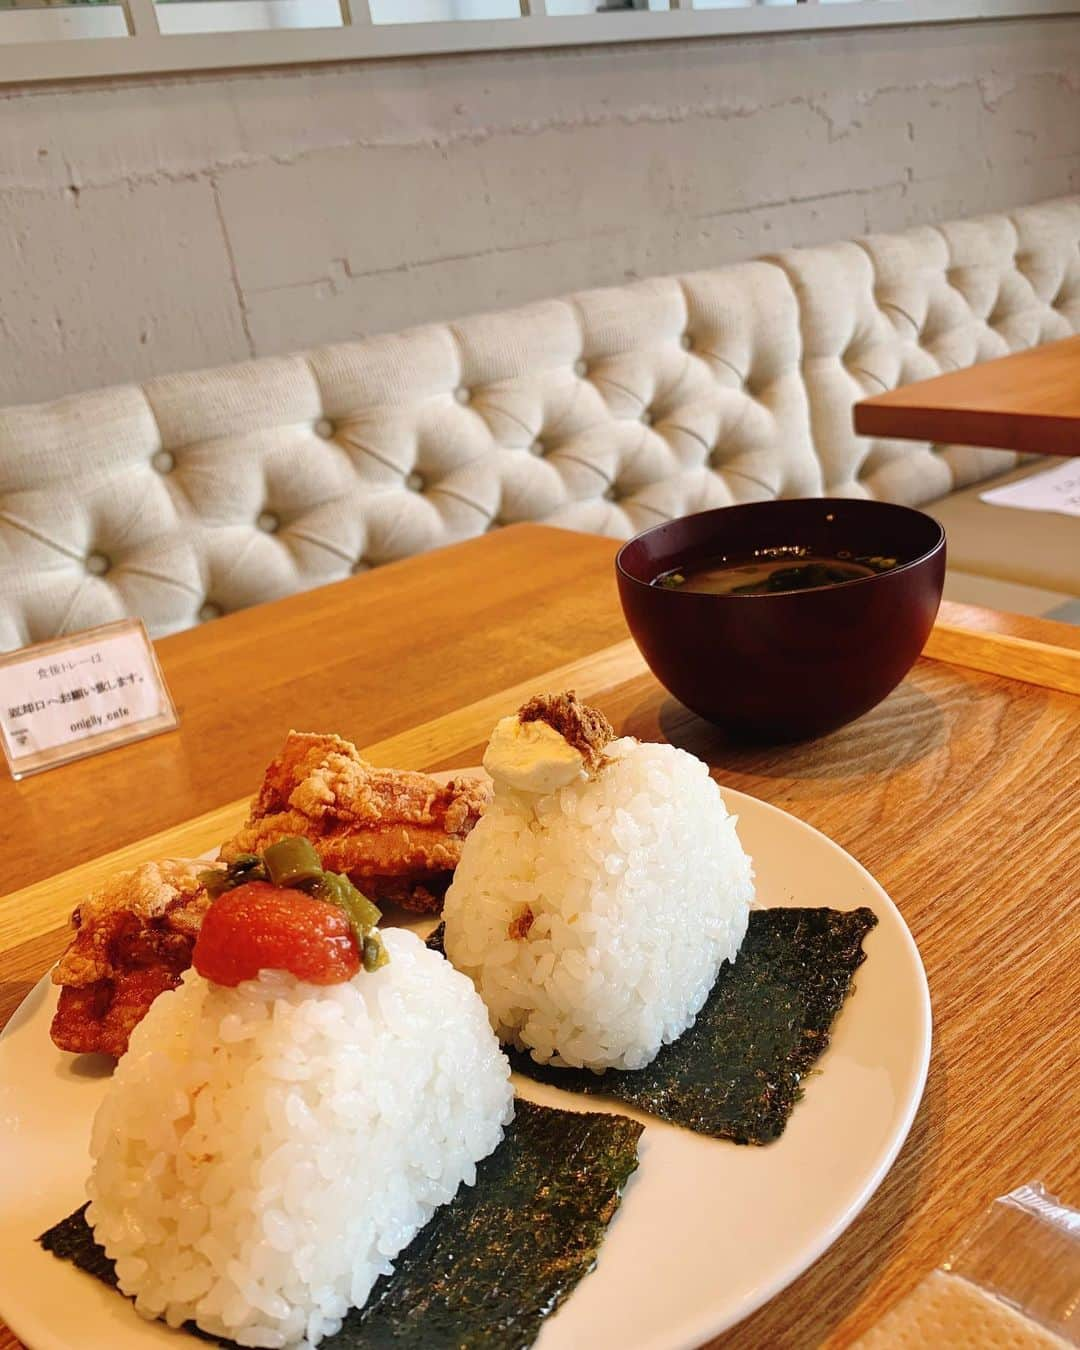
[40,1102,642,1350]
[460,906,878,1145]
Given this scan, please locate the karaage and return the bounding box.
[50,859,215,1057]
[220,731,489,913]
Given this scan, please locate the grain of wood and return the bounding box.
[2,526,1078,1350]
[854,335,1080,455]
[358,638,648,770]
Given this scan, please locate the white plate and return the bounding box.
[0,782,930,1350]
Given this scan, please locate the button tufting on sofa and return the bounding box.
[85,553,110,577]
[257,512,279,534]
[198,602,222,623]
[1,195,1076,649]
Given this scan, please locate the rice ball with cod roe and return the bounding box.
[85,874,513,1350]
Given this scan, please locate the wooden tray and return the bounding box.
[2,620,1078,1350]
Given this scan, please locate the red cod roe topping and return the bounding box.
[192,880,360,986]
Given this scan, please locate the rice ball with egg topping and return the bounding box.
[443,695,754,1072]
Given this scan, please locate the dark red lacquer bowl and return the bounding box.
[616,498,946,741]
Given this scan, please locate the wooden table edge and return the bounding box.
[0,639,650,965]
[851,333,1080,455]
[852,401,1079,456]
[1,608,1077,971]
[926,601,1080,696]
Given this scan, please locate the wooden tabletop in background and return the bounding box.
[854,334,1080,456]
[1,524,1078,1349]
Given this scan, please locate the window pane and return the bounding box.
[155,0,342,31]
[692,0,794,8]
[0,0,126,42]
[369,0,521,21]
[545,0,670,12]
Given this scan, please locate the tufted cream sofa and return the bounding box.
[2,195,1078,652]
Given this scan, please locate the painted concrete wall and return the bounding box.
[3,16,1080,407]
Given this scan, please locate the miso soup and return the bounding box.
[652,548,898,597]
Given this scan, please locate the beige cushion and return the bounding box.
[0,262,819,647]
[943,570,1079,621]
[771,196,1080,507]
[927,458,1080,599]
[1,195,1077,649]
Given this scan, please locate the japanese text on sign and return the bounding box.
[0,620,178,778]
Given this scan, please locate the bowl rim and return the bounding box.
[614,498,946,599]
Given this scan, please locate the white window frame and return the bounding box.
[2,0,1079,86]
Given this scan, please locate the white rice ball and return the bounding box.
[443,738,754,1073]
[86,928,513,1349]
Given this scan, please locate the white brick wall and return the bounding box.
[2,15,1079,405]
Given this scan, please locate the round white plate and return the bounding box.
[0,781,930,1350]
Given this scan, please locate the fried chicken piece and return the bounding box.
[50,859,215,1058]
[220,732,490,914]
[517,691,615,771]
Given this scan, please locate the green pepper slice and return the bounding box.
[310,871,382,933]
[363,933,390,973]
[263,836,325,888]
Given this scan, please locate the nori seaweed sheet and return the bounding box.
[430,906,877,1145]
[39,1101,642,1350]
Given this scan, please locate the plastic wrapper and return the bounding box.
[853,1182,1079,1347]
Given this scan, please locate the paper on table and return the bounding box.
[851,1269,1070,1347]
[980,461,1080,517]
[852,1182,1080,1348]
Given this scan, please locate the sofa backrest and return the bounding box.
[779,198,1080,503]
[1,195,1077,651]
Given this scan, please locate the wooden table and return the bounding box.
[854,334,1080,455]
[2,524,1078,1349]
